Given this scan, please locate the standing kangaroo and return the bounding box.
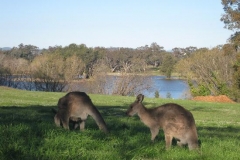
[126,94,199,150]
[54,91,108,133]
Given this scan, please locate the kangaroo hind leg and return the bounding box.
[54,114,61,127]
[150,127,159,142]
[165,134,173,150]
[62,116,70,130]
[79,121,85,131]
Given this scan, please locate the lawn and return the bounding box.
[0,86,240,160]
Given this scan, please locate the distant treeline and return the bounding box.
[0,43,240,102]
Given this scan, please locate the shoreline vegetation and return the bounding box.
[1,70,189,99]
[1,44,239,101]
[2,72,235,103]
[8,71,186,82]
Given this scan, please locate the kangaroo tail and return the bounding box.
[90,106,109,134]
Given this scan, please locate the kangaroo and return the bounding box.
[126,94,199,150]
[52,108,81,129]
[54,91,108,133]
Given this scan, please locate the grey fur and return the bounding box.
[54,92,108,133]
[126,94,199,150]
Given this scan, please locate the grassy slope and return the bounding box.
[0,86,240,160]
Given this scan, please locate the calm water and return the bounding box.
[69,75,190,99]
[144,76,190,99]
[2,75,190,99]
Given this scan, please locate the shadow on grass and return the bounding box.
[0,105,55,125]
[0,105,57,159]
[0,105,240,159]
[197,126,240,139]
[190,106,216,112]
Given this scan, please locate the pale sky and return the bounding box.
[0,0,233,50]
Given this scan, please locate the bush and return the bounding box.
[154,90,160,98]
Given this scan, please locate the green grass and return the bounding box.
[0,86,240,160]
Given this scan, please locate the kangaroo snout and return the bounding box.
[126,109,134,116]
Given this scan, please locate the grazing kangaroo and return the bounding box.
[126,94,199,150]
[52,108,81,129]
[54,92,108,133]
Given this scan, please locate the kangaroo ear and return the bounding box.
[136,94,144,103]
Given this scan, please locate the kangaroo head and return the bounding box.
[126,94,144,116]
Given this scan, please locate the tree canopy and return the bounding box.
[221,0,240,47]
[221,0,240,101]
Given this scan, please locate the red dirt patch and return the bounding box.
[192,95,235,103]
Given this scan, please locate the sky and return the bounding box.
[0,0,233,50]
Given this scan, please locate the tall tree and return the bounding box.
[6,43,39,61]
[175,48,236,99]
[221,0,240,48]
[160,54,176,78]
[221,0,240,101]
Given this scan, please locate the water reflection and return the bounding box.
[1,75,190,99]
[144,76,190,99]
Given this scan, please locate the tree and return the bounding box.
[31,52,85,92]
[102,48,121,72]
[30,53,65,91]
[0,53,11,86]
[112,73,152,96]
[64,54,85,81]
[172,46,198,59]
[175,48,236,99]
[160,54,176,78]
[82,59,111,94]
[232,53,240,99]
[137,43,166,67]
[221,0,240,48]
[41,43,101,79]
[80,49,100,78]
[5,43,40,61]
[0,52,30,88]
[155,90,160,98]
[221,0,240,101]
[150,42,165,52]
[117,48,134,73]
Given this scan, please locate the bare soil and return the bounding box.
[192,95,235,103]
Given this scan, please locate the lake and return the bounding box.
[1,75,190,99]
[144,76,190,99]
